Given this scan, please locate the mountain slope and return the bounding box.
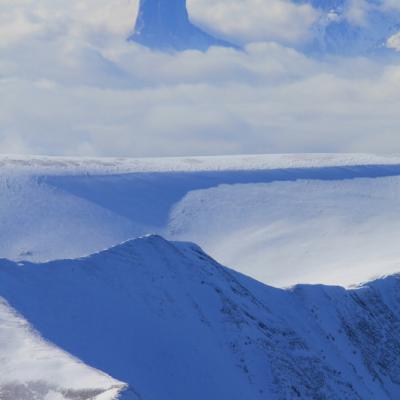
[0,235,399,399]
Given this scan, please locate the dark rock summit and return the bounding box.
[129,0,235,51]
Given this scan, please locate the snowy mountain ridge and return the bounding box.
[0,235,400,399]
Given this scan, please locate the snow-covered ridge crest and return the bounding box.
[1,235,400,399]
[2,153,400,175]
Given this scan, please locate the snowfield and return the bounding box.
[1,154,400,286]
[168,177,400,286]
[0,235,399,399]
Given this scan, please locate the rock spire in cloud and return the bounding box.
[129,0,236,51]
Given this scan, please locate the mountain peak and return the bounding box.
[297,0,400,56]
[129,0,236,51]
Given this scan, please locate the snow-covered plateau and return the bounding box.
[1,153,400,399]
[1,153,400,286]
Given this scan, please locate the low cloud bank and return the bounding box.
[0,0,400,156]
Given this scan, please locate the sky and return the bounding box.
[1,0,400,157]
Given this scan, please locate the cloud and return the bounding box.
[387,32,400,51]
[1,0,400,157]
[345,0,372,26]
[382,0,400,12]
[188,0,319,45]
[0,9,42,47]
[0,0,137,55]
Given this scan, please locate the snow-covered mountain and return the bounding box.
[1,154,400,287]
[128,0,400,55]
[0,235,399,399]
[129,0,235,51]
[295,0,400,55]
[1,154,400,398]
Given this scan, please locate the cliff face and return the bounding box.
[129,0,234,51]
[0,235,400,399]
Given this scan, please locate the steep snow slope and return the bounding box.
[0,236,399,399]
[0,299,124,400]
[1,154,400,286]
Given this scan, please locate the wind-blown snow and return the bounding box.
[0,235,399,399]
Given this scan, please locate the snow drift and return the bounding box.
[0,235,399,399]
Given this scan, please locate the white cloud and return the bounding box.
[0,0,137,48]
[345,0,372,26]
[0,8,44,47]
[382,0,400,12]
[188,0,319,45]
[387,32,400,51]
